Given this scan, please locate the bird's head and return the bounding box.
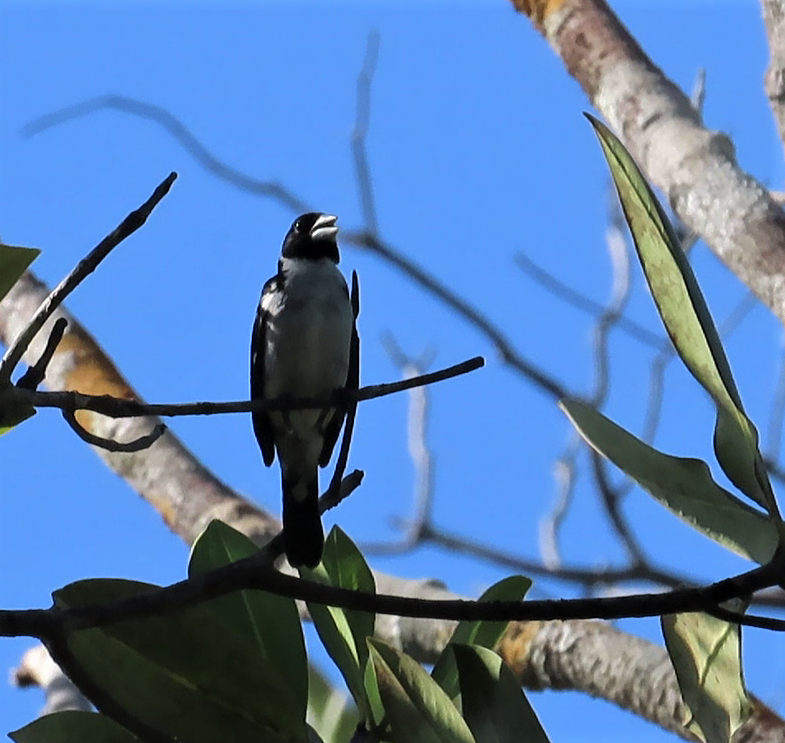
[281,212,340,262]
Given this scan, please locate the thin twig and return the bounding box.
[375,335,436,548]
[590,449,647,565]
[514,252,662,348]
[352,32,381,234]
[16,318,68,390]
[427,521,696,588]
[707,604,785,632]
[0,173,177,386]
[539,434,580,569]
[24,355,484,419]
[62,410,166,453]
[346,230,566,399]
[690,67,707,113]
[589,192,634,405]
[24,96,308,213]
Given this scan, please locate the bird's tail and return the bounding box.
[282,470,324,568]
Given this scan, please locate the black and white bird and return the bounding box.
[251,213,355,568]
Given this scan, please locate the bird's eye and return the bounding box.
[293,220,302,232]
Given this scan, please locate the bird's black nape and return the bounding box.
[281,212,340,263]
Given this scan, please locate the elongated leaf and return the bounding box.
[303,527,375,720]
[0,244,41,432]
[307,665,360,743]
[0,243,39,303]
[587,114,777,516]
[53,578,307,743]
[188,520,307,720]
[10,710,138,743]
[454,645,550,743]
[561,399,777,564]
[662,607,751,743]
[363,649,386,728]
[368,640,475,743]
[432,575,531,698]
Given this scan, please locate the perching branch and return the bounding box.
[20,355,483,422]
[0,545,782,643]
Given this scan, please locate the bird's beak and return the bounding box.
[310,213,339,242]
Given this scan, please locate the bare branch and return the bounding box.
[539,434,580,569]
[364,334,436,552]
[22,355,484,421]
[62,409,166,453]
[346,230,567,398]
[24,96,309,212]
[352,31,381,234]
[16,317,68,391]
[514,251,662,348]
[0,172,177,386]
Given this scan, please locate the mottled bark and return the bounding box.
[513,0,785,326]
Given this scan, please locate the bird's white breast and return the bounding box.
[261,257,352,403]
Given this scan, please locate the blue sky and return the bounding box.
[2,1,784,741]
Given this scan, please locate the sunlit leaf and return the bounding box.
[662,607,751,743]
[561,399,777,564]
[368,640,475,743]
[0,243,39,303]
[587,114,777,517]
[307,665,359,743]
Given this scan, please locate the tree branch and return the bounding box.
[0,173,176,386]
[512,0,785,329]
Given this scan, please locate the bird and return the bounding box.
[250,212,356,568]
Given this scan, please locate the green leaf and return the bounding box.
[432,575,531,698]
[587,114,777,516]
[561,399,777,564]
[188,519,307,721]
[363,649,386,728]
[0,243,39,304]
[0,244,42,433]
[303,526,375,720]
[10,710,138,743]
[53,578,307,743]
[454,645,550,743]
[307,665,360,743]
[662,608,751,743]
[368,639,475,743]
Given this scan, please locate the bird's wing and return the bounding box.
[251,282,276,466]
[319,276,360,467]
